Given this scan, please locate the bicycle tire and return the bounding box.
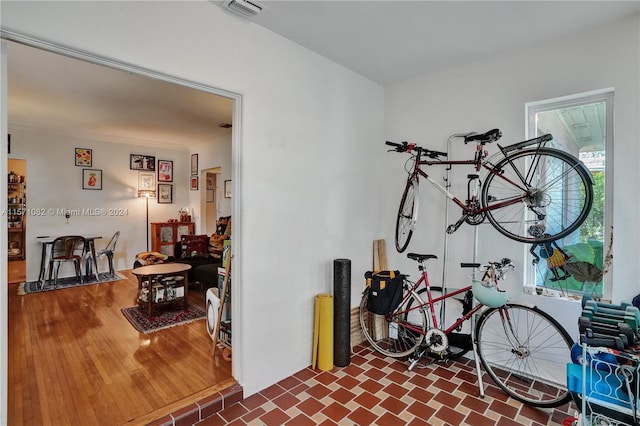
[475,303,573,408]
[395,177,419,253]
[359,287,426,358]
[481,147,593,244]
[408,287,472,360]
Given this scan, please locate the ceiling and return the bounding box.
[6,1,639,148]
[7,40,234,149]
[253,1,640,85]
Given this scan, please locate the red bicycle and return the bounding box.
[360,255,574,408]
[386,129,594,252]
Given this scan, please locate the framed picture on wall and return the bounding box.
[157,160,173,182]
[190,154,198,176]
[75,148,92,166]
[138,171,155,192]
[82,169,102,190]
[158,183,173,203]
[190,176,198,190]
[224,180,231,198]
[130,154,156,171]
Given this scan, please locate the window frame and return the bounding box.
[525,88,614,299]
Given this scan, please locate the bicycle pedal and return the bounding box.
[407,353,436,371]
[407,357,420,372]
[447,217,466,234]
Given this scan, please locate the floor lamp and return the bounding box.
[138,189,156,251]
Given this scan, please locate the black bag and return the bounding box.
[365,270,404,315]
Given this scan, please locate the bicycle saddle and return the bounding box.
[407,253,437,262]
[464,128,502,144]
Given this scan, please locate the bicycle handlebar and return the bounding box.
[385,140,447,158]
[460,258,514,278]
[385,128,502,156]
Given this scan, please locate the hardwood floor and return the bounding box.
[7,259,26,284]
[7,269,233,426]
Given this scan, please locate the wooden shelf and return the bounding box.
[7,175,26,261]
[150,222,194,257]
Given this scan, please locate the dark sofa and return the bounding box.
[133,217,231,291]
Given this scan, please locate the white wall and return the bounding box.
[0,0,385,401]
[383,13,640,339]
[7,124,191,280]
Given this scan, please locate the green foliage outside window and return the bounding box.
[580,171,605,242]
[542,170,605,295]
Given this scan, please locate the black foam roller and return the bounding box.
[333,259,351,367]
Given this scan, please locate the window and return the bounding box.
[525,89,613,299]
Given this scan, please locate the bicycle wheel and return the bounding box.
[359,287,426,358]
[408,287,473,360]
[481,147,593,243]
[475,303,573,408]
[395,177,419,253]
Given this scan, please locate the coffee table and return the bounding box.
[132,263,192,317]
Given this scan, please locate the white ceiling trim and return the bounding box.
[8,121,191,152]
[0,29,239,101]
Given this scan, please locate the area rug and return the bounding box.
[17,272,126,295]
[121,304,206,334]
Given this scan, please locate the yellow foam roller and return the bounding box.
[312,294,333,371]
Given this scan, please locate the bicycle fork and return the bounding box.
[471,312,486,399]
[498,306,529,358]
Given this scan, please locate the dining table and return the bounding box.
[36,235,102,288]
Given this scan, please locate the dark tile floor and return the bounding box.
[196,343,577,425]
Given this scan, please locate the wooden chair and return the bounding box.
[48,236,87,288]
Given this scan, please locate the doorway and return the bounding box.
[202,167,221,235]
[1,34,243,422]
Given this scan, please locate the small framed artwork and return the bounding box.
[157,159,173,182]
[157,183,173,204]
[191,154,198,176]
[82,169,102,190]
[224,180,232,198]
[138,171,156,192]
[130,154,156,171]
[206,189,215,203]
[190,176,198,190]
[75,148,92,166]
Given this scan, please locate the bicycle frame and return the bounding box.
[396,269,485,337]
[409,144,531,216]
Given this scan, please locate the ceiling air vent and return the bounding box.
[221,0,264,19]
